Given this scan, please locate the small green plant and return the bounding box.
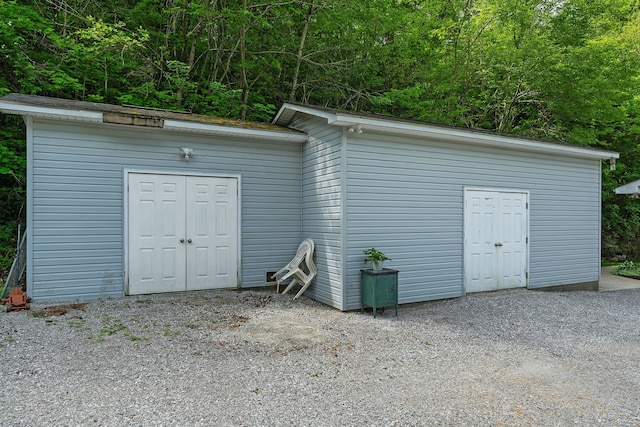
[100,318,127,336]
[363,248,391,270]
[363,248,391,263]
[90,317,128,342]
[68,319,86,330]
[182,323,200,329]
[164,328,180,338]
[124,331,145,342]
[2,334,15,344]
[30,310,47,318]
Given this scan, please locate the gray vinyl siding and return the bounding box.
[29,119,302,302]
[297,116,344,310]
[344,133,601,310]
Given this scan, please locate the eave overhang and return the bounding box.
[0,101,104,122]
[275,103,619,161]
[160,119,305,142]
[615,179,640,195]
[0,94,308,143]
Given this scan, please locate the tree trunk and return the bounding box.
[289,1,314,102]
[239,0,249,120]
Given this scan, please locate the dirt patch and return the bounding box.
[234,311,331,345]
[31,302,87,317]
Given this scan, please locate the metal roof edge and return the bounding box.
[163,119,307,142]
[0,100,103,122]
[273,102,339,125]
[0,94,305,141]
[275,103,619,160]
[340,116,619,160]
[615,179,640,195]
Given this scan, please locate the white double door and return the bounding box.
[464,189,528,293]
[128,173,238,295]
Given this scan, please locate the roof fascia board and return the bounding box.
[163,119,307,142]
[0,102,103,122]
[274,103,338,125]
[275,104,617,160]
[0,100,306,143]
[615,180,640,194]
[333,115,619,160]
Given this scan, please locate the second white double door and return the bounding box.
[464,189,528,293]
[128,173,238,295]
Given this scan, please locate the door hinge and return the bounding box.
[526,202,529,209]
[526,271,529,279]
[526,237,529,244]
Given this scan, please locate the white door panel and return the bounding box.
[498,194,527,289]
[128,173,238,295]
[465,190,528,293]
[186,177,238,290]
[465,194,497,293]
[128,174,186,294]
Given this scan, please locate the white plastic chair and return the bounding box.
[272,238,317,299]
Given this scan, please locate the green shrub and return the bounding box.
[612,260,640,277]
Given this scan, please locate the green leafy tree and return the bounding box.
[2,0,640,264]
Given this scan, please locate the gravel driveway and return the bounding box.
[2,287,640,426]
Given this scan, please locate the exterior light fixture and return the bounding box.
[180,147,195,160]
[348,125,363,134]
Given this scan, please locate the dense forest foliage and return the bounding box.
[1,0,640,268]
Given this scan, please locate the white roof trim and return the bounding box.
[342,118,619,160]
[163,119,307,142]
[615,179,640,195]
[272,103,338,125]
[0,99,307,143]
[0,101,103,122]
[276,104,619,160]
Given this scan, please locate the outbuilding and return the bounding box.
[615,179,640,196]
[0,94,618,310]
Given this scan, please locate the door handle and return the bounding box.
[495,242,503,247]
[187,239,192,243]
[180,238,185,243]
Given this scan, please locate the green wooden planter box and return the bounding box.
[361,268,398,318]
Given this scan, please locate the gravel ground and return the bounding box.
[2,288,640,426]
